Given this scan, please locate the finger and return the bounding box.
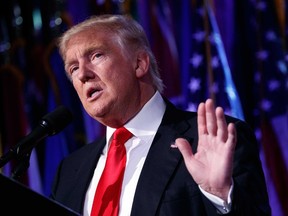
[205,99,217,136]
[175,138,194,160]
[227,123,237,148]
[215,106,228,141]
[197,102,208,135]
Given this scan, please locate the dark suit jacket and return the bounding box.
[50,100,271,216]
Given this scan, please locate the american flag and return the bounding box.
[185,1,244,120]
[245,0,288,215]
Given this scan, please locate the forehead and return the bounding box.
[67,28,116,47]
[63,28,121,60]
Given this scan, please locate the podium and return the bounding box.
[0,173,80,215]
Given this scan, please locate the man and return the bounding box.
[50,14,271,215]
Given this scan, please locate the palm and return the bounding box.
[175,99,236,200]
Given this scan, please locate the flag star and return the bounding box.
[211,56,220,68]
[209,34,215,44]
[185,2,245,120]
[187,102,197,112]
[209,33,220,45]
[188,78,201,92]
[277,60,287,74]
[97,0,105,5]
[261,99,272,111]
[224,107,232,116]
[256,1,267,11]
[266,30,277,41]
[190,53,203,68]
[268,79,280,91]
[193,31,206,42]
[0,42,11,52]
[211,82,219,93]
[212,32,221,44]
[197,7,205,17]
[254,127,262,141]
[256,50,269,60]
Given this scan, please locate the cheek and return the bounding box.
[109,74,133,93]
[72,81,84,97]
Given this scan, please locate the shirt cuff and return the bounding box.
[199,180,234,214]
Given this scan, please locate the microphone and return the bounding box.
[0,105,73,168]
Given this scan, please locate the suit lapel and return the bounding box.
[68,138,106,209]
[131,101,197,216]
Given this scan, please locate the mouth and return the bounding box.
[87,87,103,100]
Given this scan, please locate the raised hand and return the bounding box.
[175,99,237,200]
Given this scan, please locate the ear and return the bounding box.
[135,51,150,78]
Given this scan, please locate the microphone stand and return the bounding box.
[0,124,48,168]
[0,124,48,180]
[0,105,73,179]
[10,151,32,180]
[0,149,16,168]
[0,144,33,180]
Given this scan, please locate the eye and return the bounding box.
[95,53,102,58]
[91,52,103,61]
[69,65,79,75]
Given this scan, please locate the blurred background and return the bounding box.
[0,0,287,215]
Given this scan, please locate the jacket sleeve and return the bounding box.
[227,119,271,215]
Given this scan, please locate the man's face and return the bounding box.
[63,28,142,127]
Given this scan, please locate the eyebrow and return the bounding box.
[64,43,110,71]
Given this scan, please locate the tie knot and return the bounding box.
[113,127,132,145]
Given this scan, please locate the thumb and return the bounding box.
[175,138,194,160]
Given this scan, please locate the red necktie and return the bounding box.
[91,127,132,216]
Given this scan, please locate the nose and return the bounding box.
[77,62,95,82]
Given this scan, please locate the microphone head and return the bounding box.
[40,105,73,135]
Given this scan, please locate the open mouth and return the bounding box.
[87,87,102,99]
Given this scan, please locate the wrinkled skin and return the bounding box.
[64,28,236,201]
[175,99,236,201]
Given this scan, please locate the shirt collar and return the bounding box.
[106,91,166,141]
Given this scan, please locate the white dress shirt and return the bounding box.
[83,91,232,216]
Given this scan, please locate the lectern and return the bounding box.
[0,173,80,215]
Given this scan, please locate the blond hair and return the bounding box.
[57,14,164,93]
